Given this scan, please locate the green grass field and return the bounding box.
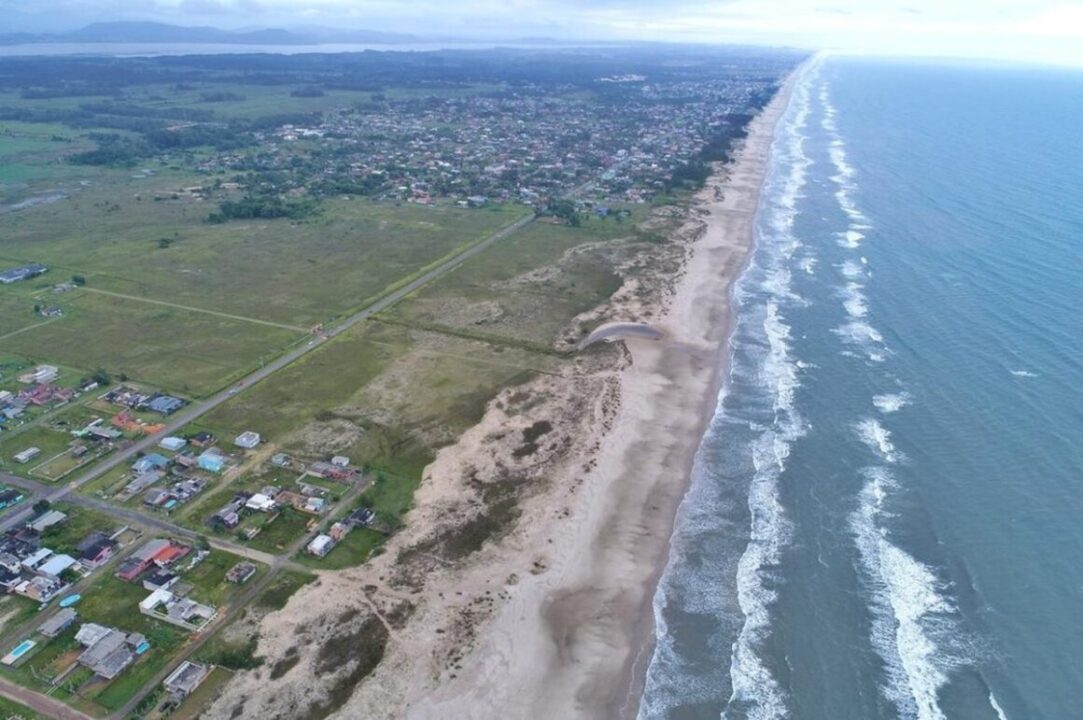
[0,290,304,397]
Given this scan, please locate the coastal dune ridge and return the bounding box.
[413,63,803,719]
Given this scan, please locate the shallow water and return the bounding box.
[640,56,1083,720]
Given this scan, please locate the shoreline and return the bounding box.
[615,65,802,719]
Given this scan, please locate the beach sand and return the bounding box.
[201,69,796,720]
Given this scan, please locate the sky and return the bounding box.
[5,0,1083,67]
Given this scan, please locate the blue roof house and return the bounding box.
[132,453,169,474]
[197,450,227,474]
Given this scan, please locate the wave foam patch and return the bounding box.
[838,228,865,248]
[842,282,868,318]
[856,418,902,463]
[851,468,960,720]
[840,259,865,280]
[874,393,911,413]
[1009,369,1038,378]
[834,320,884,346]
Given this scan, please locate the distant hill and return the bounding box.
[0,21,418,46]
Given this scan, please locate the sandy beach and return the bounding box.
[202,68,797,720]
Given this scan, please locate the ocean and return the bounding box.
[639,56,1083,720]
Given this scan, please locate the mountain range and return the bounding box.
[0,21,420,46]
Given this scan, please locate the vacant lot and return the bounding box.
[385,212,640,348]
[0,179,530,326]
[1,290,302,397]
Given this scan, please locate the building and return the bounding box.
[39,607,78,638]
[28,509,67,533]
[132,453,169,474]
[37,554,77,579]
[0,263,47,284]
[76,532,116,569]
[188,431,215,448]
[244,493,276,513]
[145,395,185,415]
[158,436,187,452]
[226,562,257,584]
[75,623,147,679]
[13,447,40,464]
[140,588,217,631]
[197,449,227,473]
[307,534,334,557]
[116,538,189,582]
[164,660,211,699]
[0,488,24,510]
[15,575,64,602]
[16,364,58,384]
[331,455,350,467]
[234,431,261,449]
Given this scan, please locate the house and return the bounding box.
[16,574,64,602]
[234,431,261,449]
[142,570,178,591]
[28,509,67,533]
[39,608,78,638]
[16,364,58,384]
[132,453,169,474]
[270,452,292,467]
[244,493,276,513]
[0,488,24,510]
[76,532,116,569]
[308,461,356,482]
[307,534,334,557]
[188,431,215,448]
[304,497,327,514]
[226,562,257,584]
[13,447,40,464]
[331,455,350,467]
[76,623,146,679]
[20,548,53,571]
[116,538,189,581]
[158,436,187,452]
[139,588,217,630]
[328,521,351,542]
[145,395,185,415]
[123,470,164,497]
[37,554,77,579]
[197,449,227,473]
[163,660,210,698]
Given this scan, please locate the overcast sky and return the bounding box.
[6,0,1083,67]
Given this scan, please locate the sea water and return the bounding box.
[639,56,1083,720]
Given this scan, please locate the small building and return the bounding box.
[76,623,145,680]
[0,488,24,509]
[331,455,350,467]
[188,431,215,448]
[226,562,257,584]
[306,534,334,557]
[0,263,47,285]
[28,509,67,533]
[163,660,210,698]
[234,431,261,449]
[132,453,169,474]
[142,569,178,592]
[39,608,78,638]
[244,493,276,513]
[37,554,77,579]
[140,588,217,630]
[76,532,116,569]
[145,395,185,415]
[158,436,187,452]
[13,447,40,464]
[197,449,227,474]
[16,364,58,384]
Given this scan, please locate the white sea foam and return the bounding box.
[834,320,884,346]
[838,228,865,248]
[842,281,868,318]
[840,259,865,279]
[799,256,817,275]
[990,692,1010,720]
[856,418,902,463]
[874,393,911,413]
[851,468,959,720]
[721,70,813,720]
[1010,369,1038,378]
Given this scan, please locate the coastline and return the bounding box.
[393,66,801,719]
[197,63,803,720]
[616,65,801,719]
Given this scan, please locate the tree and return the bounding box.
[32,499,51,515]
[71,275,86,286]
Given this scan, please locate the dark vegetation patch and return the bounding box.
[269,646,300,680]
[307,616,390,720]
[513,419,553,458]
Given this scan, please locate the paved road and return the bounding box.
[0,211,534,536]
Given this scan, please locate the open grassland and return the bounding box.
[0,180,531,326]
[385,211,642,348]
[0,290,303,397]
